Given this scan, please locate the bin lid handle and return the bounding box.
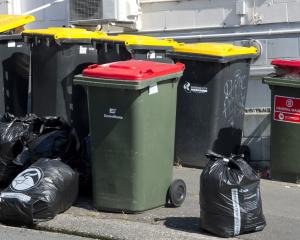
[87,64,98,69]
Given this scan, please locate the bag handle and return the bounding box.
[205,151,245,170]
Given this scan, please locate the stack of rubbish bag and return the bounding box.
[200,152,266,238]
[0,113,80,225]
[0,158,78,225]
[0,113,79,183]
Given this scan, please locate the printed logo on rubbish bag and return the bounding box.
[10,168,43,192]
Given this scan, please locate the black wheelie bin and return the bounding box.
[0,14,35,116]
[22,28,106,140]
[168,43,257,168]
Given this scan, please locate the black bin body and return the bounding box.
[0,34,29,116]
[169,50,255,168]
[96,43,174,64]
[24,35,98,140]
[92,35,178,64]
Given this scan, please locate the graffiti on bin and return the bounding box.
[223,70,247,126]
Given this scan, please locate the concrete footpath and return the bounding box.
[13,167,300,240]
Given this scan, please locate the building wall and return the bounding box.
[9,0,69,29]
[140,0,300,31]
[0,1,9,14]
[137,0,300,163]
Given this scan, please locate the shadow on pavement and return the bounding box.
[74,196,95,211]
[155,217,213,236]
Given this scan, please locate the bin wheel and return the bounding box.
[238,145,251,163]
[167,179,186,208]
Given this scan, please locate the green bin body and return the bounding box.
[264,74,300,182]
[74,60,184,212]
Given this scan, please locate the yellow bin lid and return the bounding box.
[172,42,257,57]
[93,34,179,47]
[0,14,35,33]
[22,27,106,40]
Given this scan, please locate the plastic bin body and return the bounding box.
[0,34,30,116]
[74,60,184,212]
[93,34,178,64]
[0,14,35,116]
[22,28,105,139]
[168,43,257,168]
[264,60,300,182]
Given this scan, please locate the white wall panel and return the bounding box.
[140,0,300,31]
[14,0,69,29]
[0,1,9,14]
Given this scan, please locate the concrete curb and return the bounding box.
[35,213,232,240]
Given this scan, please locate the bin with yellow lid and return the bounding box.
[22,28,107,140]
[92,34,178,64]
[0,15,35,116]
[167,42,257,168]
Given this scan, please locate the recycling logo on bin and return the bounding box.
[10,168,43,192]
[184,82,192,93]
[278,113,285,120]
[183,81,208,94]
[104,108,124,120]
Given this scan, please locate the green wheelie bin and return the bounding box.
[0,14,35,116]
[74,60,186,212]
[263,59,300,183]
[167,43,257,168]
[92,34,178,64]
[22,28,106,140]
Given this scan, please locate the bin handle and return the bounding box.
[142,69,154,75]
[87,64,98,69]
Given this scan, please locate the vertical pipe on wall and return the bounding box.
[9,0,21,14]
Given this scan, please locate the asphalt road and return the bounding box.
[0,225,94,240]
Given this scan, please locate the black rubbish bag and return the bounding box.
[0,158,78,225]
[0,113,40,182]
[15,116,80,167]
[0,114,79,183]
[200,152,266,238]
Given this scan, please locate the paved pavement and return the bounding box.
[1,166,300,240]
[0,224,94,240]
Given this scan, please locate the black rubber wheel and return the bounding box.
[167,179,186,207]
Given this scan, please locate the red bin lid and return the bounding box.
[271,59,300,68]
[83,60,185,81]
